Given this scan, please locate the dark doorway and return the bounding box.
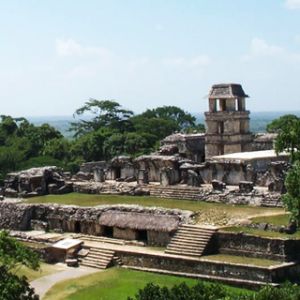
[74,221,81,233]
[103,226,113,237]
[137,230,148,242]
[115,167,121,179]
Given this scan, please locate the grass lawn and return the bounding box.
[43,268,250,300]
[250,214,290,226]
[222,226,300,239]
[25,193,284,225]
[14,262,66,282]
[202,254,281,267]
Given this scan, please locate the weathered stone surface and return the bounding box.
[31,219,48,231]
[4,188,18,198]
[3,166,70,198]
[212,180,226,191]
[93,167,105,182]
[239,181,254,193]
[217,231,300,262]
[187,170,201,187]
[0,202,192,247]
[137,170,149,184]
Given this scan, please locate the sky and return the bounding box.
[0,0,300,117]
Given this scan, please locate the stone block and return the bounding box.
[239,181,254,193]
[31,219,48,231]
[4,188,18,198]
[212,180,226,191]
[93,167,105,182]
[48,183,59,194]
[187,170,201,187]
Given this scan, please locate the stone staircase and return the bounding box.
[78,246,115,269]
[74,234,125,245]
[147,185,203,200]
[165,224,216,257]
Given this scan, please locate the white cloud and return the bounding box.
[249,38,284,56]
[285,0,300,9]
[55,38,112,59]
[162,55,210,68]
[243,38,300,63]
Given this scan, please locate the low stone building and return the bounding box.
[201,149,289,187]
[0,202,191,246]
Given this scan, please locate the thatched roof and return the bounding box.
[209,83,249,99]
[99,211,179,232]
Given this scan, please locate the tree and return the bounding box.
[0,230,40,300]
[70,99,134,137]
[268,114,300,162]
[128,281,300,300]
[133,106,204,133]
[283,161,300,226]
[266,114,299,133]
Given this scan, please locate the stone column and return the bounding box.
[93,167,105,182]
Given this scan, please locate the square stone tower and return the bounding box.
[205,83,253,158]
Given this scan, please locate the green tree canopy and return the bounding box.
[0,231,40,300]
[283,161,300,226]
[272,116,300,162]
[70,99,134,137]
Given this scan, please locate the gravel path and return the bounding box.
[30,266,100,299]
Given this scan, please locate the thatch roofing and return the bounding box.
[209,83,249,99]
[99,211,179,232]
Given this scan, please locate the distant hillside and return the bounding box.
[28,111,300,138]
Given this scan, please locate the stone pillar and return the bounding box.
[160,168,170,187]
[93,167,105,182]
[137,170,149,184]
[209,99,216,112]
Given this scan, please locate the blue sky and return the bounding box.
[1,0,300,116]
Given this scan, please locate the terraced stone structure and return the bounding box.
[205,83,253,158]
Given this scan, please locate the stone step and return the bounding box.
[176,229,213,235]
[181,224,216,230]
[79,258,110,266]
[148,189,201,194]
[77,235,125,245]
[170,238,208,245]
[78,247,115,270]
[87,247,115,254]
[165,225,216,258]
[86,253,114,260]
[167,242,206,250]
[80,261,108,269]
[122,265,279,289]
[164,249,203,257]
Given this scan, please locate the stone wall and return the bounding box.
[217,231,300,261]
[116,250,300,285]
[0,202,191,246]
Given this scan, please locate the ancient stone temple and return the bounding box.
[205,83,253,158]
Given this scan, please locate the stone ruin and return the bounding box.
[0,202,193,246]
[0,83,290,206]
[1,166,72,198]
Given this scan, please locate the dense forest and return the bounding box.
[0,99,204,181]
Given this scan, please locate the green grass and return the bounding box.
[251,214,290,226]
[222,226,300,239]
[13,262,66,281]
[25,193,284,225]
[43,268,249,300]
[203,254,281,267]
